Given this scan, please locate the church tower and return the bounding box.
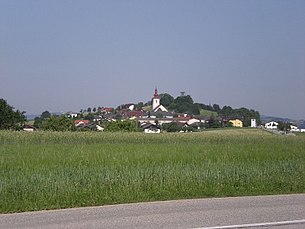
[152,87,160,110]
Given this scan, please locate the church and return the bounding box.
[152,87,168,112]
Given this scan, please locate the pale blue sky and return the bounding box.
[1,0,304,119]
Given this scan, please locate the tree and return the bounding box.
[41,111,51,119]
[172,95,194,113]
[213,104,221,112]
[192,103,201,115]
[87,107,92,113]
[278,121,291,132]
[207,116,222,128]
[93,107,96,113]
[33,117,42,128]
[104,120,138,132]
[220,106,233,118]
[160,93,174,107]
[134,102,144,110]
[41,115,75,131]
[34,111,52,128]
[0,98,25,130]
[85,113,95,121]
[162,122,182,132]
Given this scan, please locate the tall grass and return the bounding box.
[1,129,305,213]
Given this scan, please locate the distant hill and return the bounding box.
[260,115,291,123]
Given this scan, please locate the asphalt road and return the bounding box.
[1,194,305,229]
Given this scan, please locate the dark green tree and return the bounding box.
[0,98,25,130]
[134,102,144,110]
[213,104,221,112]
[207,116,222,128]
[41,111,51,119]
[173,95,194,113]
[33,117,42,128]
[160,93,174,107]
[278,122,291,132]
[34,111,52,128]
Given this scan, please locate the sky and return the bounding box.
[0,0,304,119]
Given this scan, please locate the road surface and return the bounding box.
[1,194,305,229]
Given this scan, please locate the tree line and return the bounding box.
[157,93,261,126]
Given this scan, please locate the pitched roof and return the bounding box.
[74,120,90,124]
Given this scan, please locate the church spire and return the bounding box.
[154,87,159,98]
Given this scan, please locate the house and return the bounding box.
[187,118,201,126]
[23,125,36,132]
[229,119,243,128]
[74,120,90,127]
[264,121,278,129]
[142,123,161,134]
[176,116,192,123]
[65,112,78,118]
[99,107,114,114]
[126,110,145,118]
[290,125,300,132]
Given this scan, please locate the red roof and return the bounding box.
[127,111,144,117]
[74,120,90,124]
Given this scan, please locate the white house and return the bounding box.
[23,125,36,132]
[65,112,78,118]
[265,121,279,129]
[290,125,300,132]
[142,123,161,134]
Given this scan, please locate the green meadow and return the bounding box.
[1,129,305,213]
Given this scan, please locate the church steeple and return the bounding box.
[152,87,160,110]
[154,87,159,98]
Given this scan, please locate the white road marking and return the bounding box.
[192,219,305,229]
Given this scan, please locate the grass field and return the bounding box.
[1,129,305,213]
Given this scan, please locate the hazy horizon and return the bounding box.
[1,0,304,119]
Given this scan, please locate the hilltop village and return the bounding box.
[25,88,265,133]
